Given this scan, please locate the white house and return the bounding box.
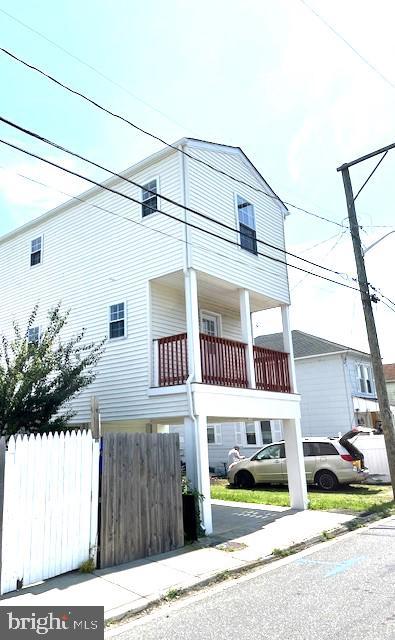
[0,138,308,532]
[256,330,382,437]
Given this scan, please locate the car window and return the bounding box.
[303,442,317,457]
[316,442,338,456]
[255,444,284,460]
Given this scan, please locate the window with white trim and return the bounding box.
[237,196,257,254]
[30,236,42,266]
[357,364,374,394]
[207,424,222,445]
[141,179,157,217]
[245,422,257,445]
[109,303,126,339]
[200,311,221,337]
[260,420,273,444]
[28,326,40,345]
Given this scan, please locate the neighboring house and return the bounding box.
[0,138,308,531]
[256,330,381,438]
[384,364,395,405]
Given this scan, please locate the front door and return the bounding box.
[201,312,220,337]
[251,443,286,483]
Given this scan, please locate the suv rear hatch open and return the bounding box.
[339,430,366,469]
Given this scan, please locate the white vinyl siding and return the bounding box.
[185,145,289,304]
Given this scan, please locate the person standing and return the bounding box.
[228,445,245,470]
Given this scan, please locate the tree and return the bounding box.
[0,304,105,436]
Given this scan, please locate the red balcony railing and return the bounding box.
[156,335,291,393]
[253,346,291,393]
[157,333,188,386]
[200,334,248,388]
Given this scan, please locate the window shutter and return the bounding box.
[214,424,222,445]
[234,422,244,446]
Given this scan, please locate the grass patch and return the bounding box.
[211,480,394,513]
[164,587,182,601]
[272,547,293,558]
[79,557,95,573]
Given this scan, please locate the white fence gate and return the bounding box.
[0,430,100,595]
[354,434,391,483]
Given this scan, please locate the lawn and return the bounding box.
[210,479,394,513]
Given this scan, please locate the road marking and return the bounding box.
[296,555,366,577]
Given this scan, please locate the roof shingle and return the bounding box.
[255,330,370,359]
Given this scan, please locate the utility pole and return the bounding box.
[338,158,395,497]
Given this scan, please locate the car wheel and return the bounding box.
[235,470,255,489]
[315,470,339,491]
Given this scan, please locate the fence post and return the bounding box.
[90,396,100,440]
[0,438,6,594]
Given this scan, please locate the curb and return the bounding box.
[105,509,393,627]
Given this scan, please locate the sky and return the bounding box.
[0,0,394,360]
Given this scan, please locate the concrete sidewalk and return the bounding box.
[0,502,355,622]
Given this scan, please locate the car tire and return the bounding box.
[315,470,339,491]
[235,470,255,489]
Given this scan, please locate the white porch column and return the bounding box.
[183,414,213,534]
[281,304,297,393]
[283,418,308,510]
[184,268,202,382]
[239,289,256,389]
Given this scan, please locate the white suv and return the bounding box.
[228,432,368,491]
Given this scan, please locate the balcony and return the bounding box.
[155,333,291,393]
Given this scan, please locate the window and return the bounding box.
[357,364,374,394]
[237,196,257,254]
[28,326,40,345]
[30,236,42,266]
[260,421,272,444]
[316,442,338,456]
[207,424,222,445]
[245,422,257,445]
[255,443,285,460]
[109,303,125,339]
[141,179,157,217]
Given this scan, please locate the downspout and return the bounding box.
[179,144,202,489]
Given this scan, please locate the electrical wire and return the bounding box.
[0,46,347,230]
[0,136,362,294]
[0,114,350,278]
[0,7,192,133]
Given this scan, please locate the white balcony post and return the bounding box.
[281,304,297,393]
[283,418,308,510]
[239,289,256,389]
[185,268,202,382]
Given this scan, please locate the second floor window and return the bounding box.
[109,303,125,339]
[141,179,157,217]
[30,236,42,266]
[28,326,40,345]
[237,196,257,255]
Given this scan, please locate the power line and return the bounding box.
[0,136,362,294]
[298,0,395,91]
[0,7,191,133]
[0,46,347,230]
[0,114,349,278]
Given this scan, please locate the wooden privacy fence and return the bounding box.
[0,431,100,595]
[99,433,184,568]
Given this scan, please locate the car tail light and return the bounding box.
[341,454,354,462]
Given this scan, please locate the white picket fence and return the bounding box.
[354,434,391,483]
[0,430,100,595]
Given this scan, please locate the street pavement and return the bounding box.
[108,516,395,640]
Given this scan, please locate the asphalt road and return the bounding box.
[109,517,395,640]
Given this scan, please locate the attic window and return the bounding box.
[30,236,42,266]
[237,196,257,254]
[141,179,158,217]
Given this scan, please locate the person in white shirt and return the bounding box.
[228,445,245,471]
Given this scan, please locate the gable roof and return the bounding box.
[0,137,287,246]
[383,364,395,381]
[255,330,370,359]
